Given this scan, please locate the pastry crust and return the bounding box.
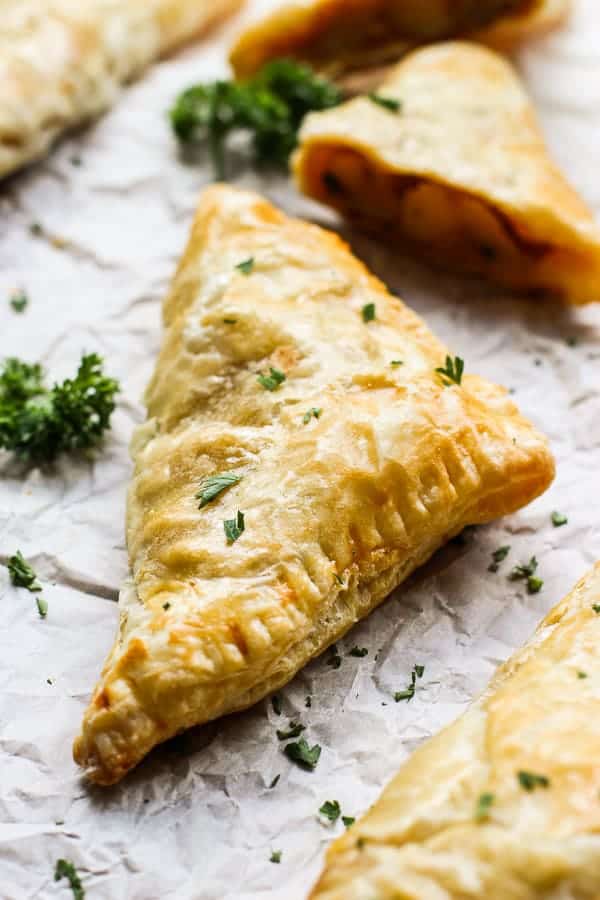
[229,0,570,79]
[294,42,600,304]
[0,0,244,180]
[309,562,600,900]
[73,185,554,785]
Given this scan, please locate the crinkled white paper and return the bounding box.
[1,2,600,898]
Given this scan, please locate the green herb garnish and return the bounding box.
[517,770,549,792]
[551,511,568,527]
[171,59,341,178]
[475,792,494,821]
[319,800,341,822]
[577,671,588,679]
[305,695,312,708]
[196,472,241,508]
[390,360,403,367]
[593,605,600,614]
[488,545,510,572]
[303,407,322,424]
[272,695,282,715]
[394,664,424,702]
[284,737,321,770]
[257,367,286,391]
[368,93,401,113]
[276,721,305,740]
[0,354,119,464]
[326,645,342,669]
[436,355,464,386]
[236,257,254,275]
[54,859,84,900]
[349,646,368,658]
[10,289,28,313]
[36,596,48,618]
[7,551,42,591]
[510,557,542,594]
[270,850,282,864]
[269,774,280,788]
[224,510,245,543]
[361,303,376,323]
[342,816,355,828]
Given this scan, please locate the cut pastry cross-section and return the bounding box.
[229,0,569,79]
[294,42,600,304]
[309,562,600,900]
[0,0,244,180]
[73,185,554,785]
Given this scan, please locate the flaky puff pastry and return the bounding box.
[0,0,243,180]
[294,42,600,305]
[310,563,600,900]
[229,0,569,79]
[74,185,554,785]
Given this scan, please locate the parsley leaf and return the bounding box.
[224,510,245,543]
[368,93,401,113]
[54,859,84,900]
[196,472,241,508]
[284,737,321,770]
[488,545,510,572]
[236,257,254,275]
[551,511,568,527]
[270,850,282,864]
[0,354,119,464]
[319,800,341,822]
[517,770,550,792]
[349,646,368,657]
[510,556,543,593]
[10,289,28,313]
[171,59,341,178]
[342,816,355,828]
[276,721,305,740]
[436,355,464,386]
[303,407,322,424]
[257,367,286,391]
[7,551,42,591]
[394,664,424,702]
[361,303,376,323]
[475,792,494,821]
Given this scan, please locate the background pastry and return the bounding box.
[294,42,600,304]
[0,0,244,179]
[73,184,554,785]
[310,562,600,900]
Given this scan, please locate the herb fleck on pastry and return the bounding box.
[73,185,554,785]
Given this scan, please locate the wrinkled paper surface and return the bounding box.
[1,2,600,897]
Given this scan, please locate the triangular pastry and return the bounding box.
[0,0,243,180]
[229,0,569,79]
[309,562,600,900]
[294,42,600,304]
[74,185,554,784]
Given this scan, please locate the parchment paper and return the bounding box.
[1,2,600,898]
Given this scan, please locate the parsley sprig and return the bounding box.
[171,59,342,178]
[0,354,119,464]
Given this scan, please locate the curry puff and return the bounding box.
[0,0,244,179]
[310,562,600,900]
[294,42,600,304]
[74,185,553,785]
[229,0,569,79]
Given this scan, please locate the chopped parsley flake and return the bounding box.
[319,800,340,822]
[223,318,237,324]
[272,695,282,715]
[223,510,245,543]
[342,816,355,828]
[7,551,42,592]
[593,605,600,614]
[54,859,84,900]
[475,792,494,821]
[394,664,424,702]
[269,774,280,789]
[551,511,568,527]
[577,671,588,679]
[276,721,305,740]
[349,646,368,658]
[305,695,312,708]
[196,472,241,508]
[303,407,322,424]
[368,93,401,112]
[270,850,282,864]
[10,289,28,313]
[488,545,510,572]
[436,355,464,386]
[390,360,403,367]
[284,737,321,770]
[236,257,254,275]
[361,303,376,323]
[36,596,48,618]
[257,367,286,391]
[30,222,43,236]
[162,602,171,611]
[517,770,549,792]
[326,644,342,669]
[510,557,543,593]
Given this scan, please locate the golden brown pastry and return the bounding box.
[229,0,569,79]
[310,562,600,900]
[73,184,554,785]
[0,0,244,180]
[294,41,600,304]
